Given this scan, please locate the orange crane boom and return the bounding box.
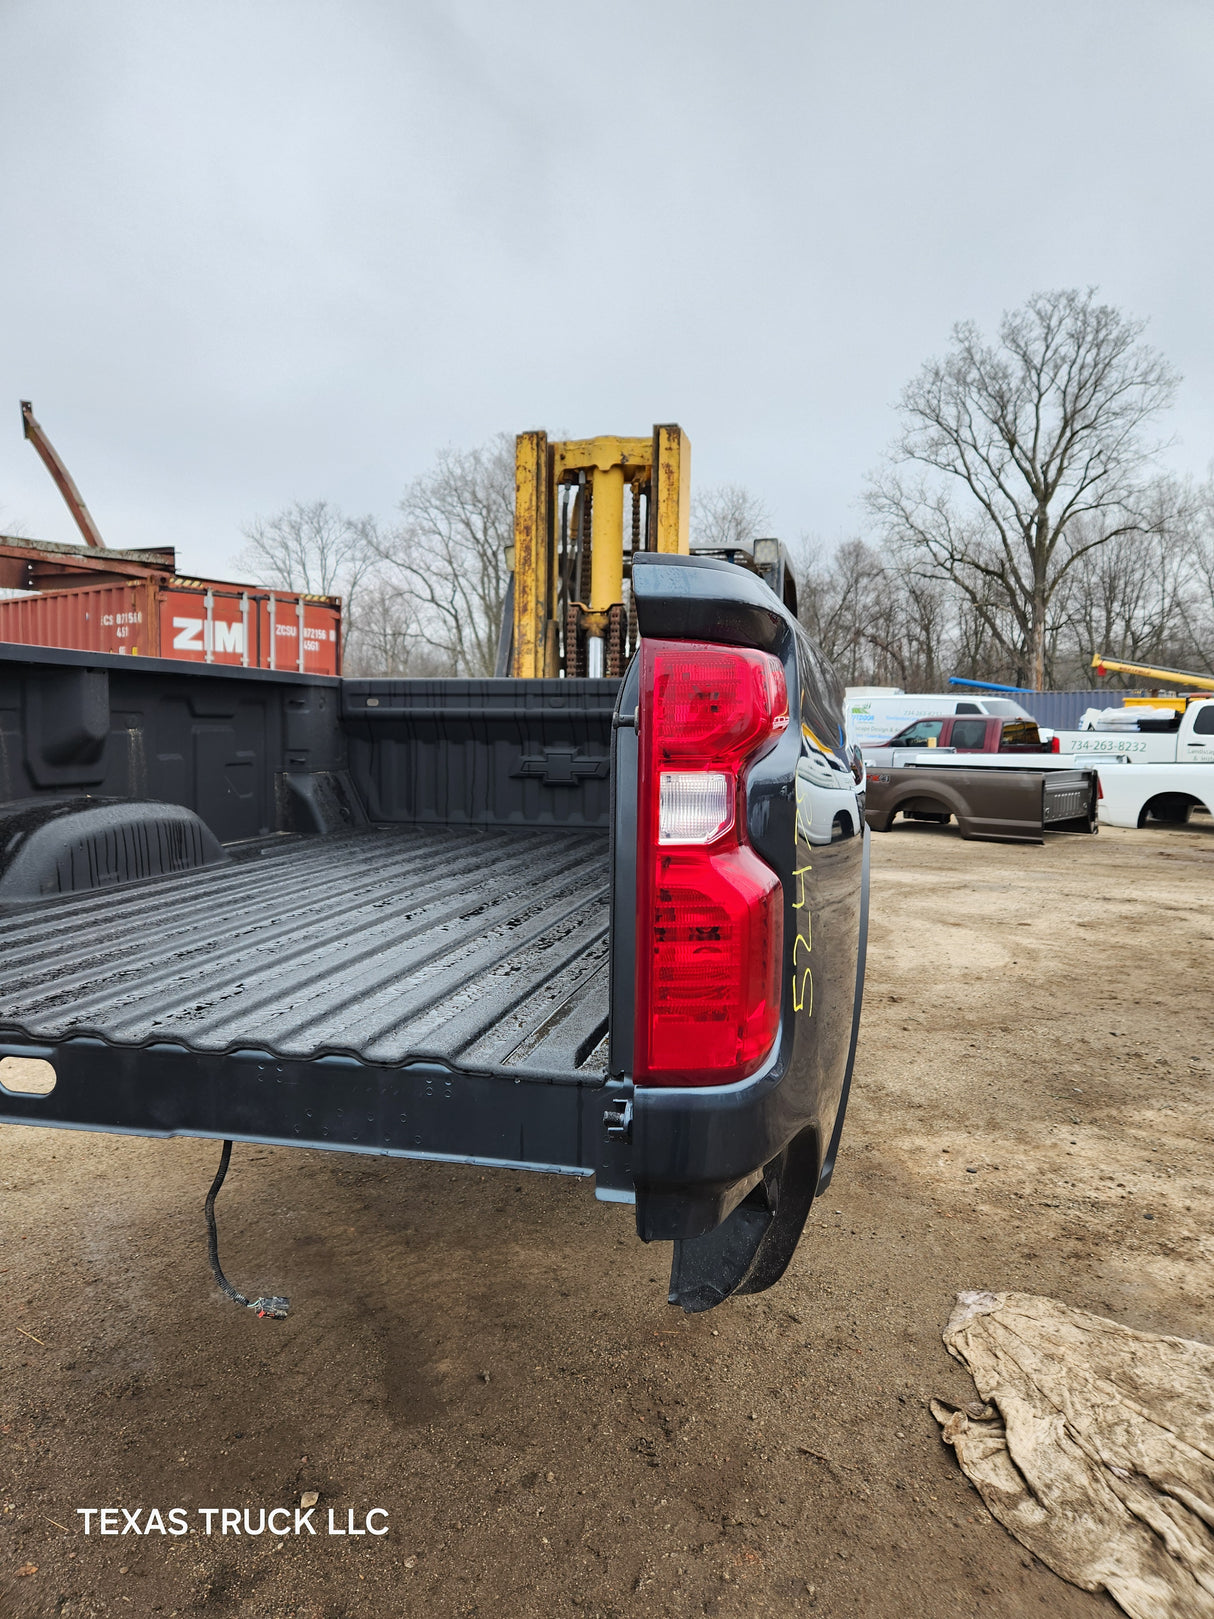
[1091,653,1214,692]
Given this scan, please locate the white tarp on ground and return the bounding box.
[931,1291,1214,1619]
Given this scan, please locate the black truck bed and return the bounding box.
[0,556,869,1304]
[0,824,610,1081]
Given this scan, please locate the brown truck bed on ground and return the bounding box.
[864,761,1097,843]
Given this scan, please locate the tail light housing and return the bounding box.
[1049,736,1061,753]
[635,640,789,1086]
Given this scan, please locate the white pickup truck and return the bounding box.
[1094,762,1214,829]
[1051,697,1214,763]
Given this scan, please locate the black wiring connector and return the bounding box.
[203,1140,290,1319]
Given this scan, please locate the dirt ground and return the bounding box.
[2,816,1213,1619]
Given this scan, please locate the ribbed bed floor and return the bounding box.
[0,826,611,1079]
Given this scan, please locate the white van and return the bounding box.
[844,689,1039,747]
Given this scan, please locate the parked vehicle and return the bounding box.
[844,690,1039,747]
[863,713,1044,764]
[864,759,1098,843]
[1094,762,1214,828]
[0,551,867,1315]
[1052,696,1214,763]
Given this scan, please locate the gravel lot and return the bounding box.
[2,816,1212,1618]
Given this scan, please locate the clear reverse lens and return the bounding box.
[659,771,733,844]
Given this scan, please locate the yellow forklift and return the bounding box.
[502,424,798,679]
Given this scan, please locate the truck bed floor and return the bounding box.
[0,826,611,1081]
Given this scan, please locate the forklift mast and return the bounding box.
[510,425,690,679]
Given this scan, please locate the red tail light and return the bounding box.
[635,640,788,1086]
[1049,736,1061,753]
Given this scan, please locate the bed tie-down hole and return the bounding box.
[0,1055,57,1096]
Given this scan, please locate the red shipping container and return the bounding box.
[0,577,341,673]
[0,578,157,656]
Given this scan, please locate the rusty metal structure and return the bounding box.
[0,533,176,594]
[20,400,108,551]
[4,404,341,671]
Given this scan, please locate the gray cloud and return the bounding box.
[3,0,1212,575]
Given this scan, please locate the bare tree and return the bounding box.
[341,579,420,677]
[1169,476,1214,676]
[868,288,1180,688]
[691,483,773,550]
[795,536,950,690]
[1048,479,1202,682]
[377,435,514,678]
[237,499,382,654]
[0,510,32,599]
[795,537,884,677]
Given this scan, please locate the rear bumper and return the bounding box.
[630,1053,807,1240]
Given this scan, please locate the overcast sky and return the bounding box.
[2,0,1213,577]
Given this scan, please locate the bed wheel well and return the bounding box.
[1138,792,1204,827]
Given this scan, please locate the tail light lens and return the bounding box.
[659,771,733,843]
[1049,736,1061,753]
[635,640,789,1086]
